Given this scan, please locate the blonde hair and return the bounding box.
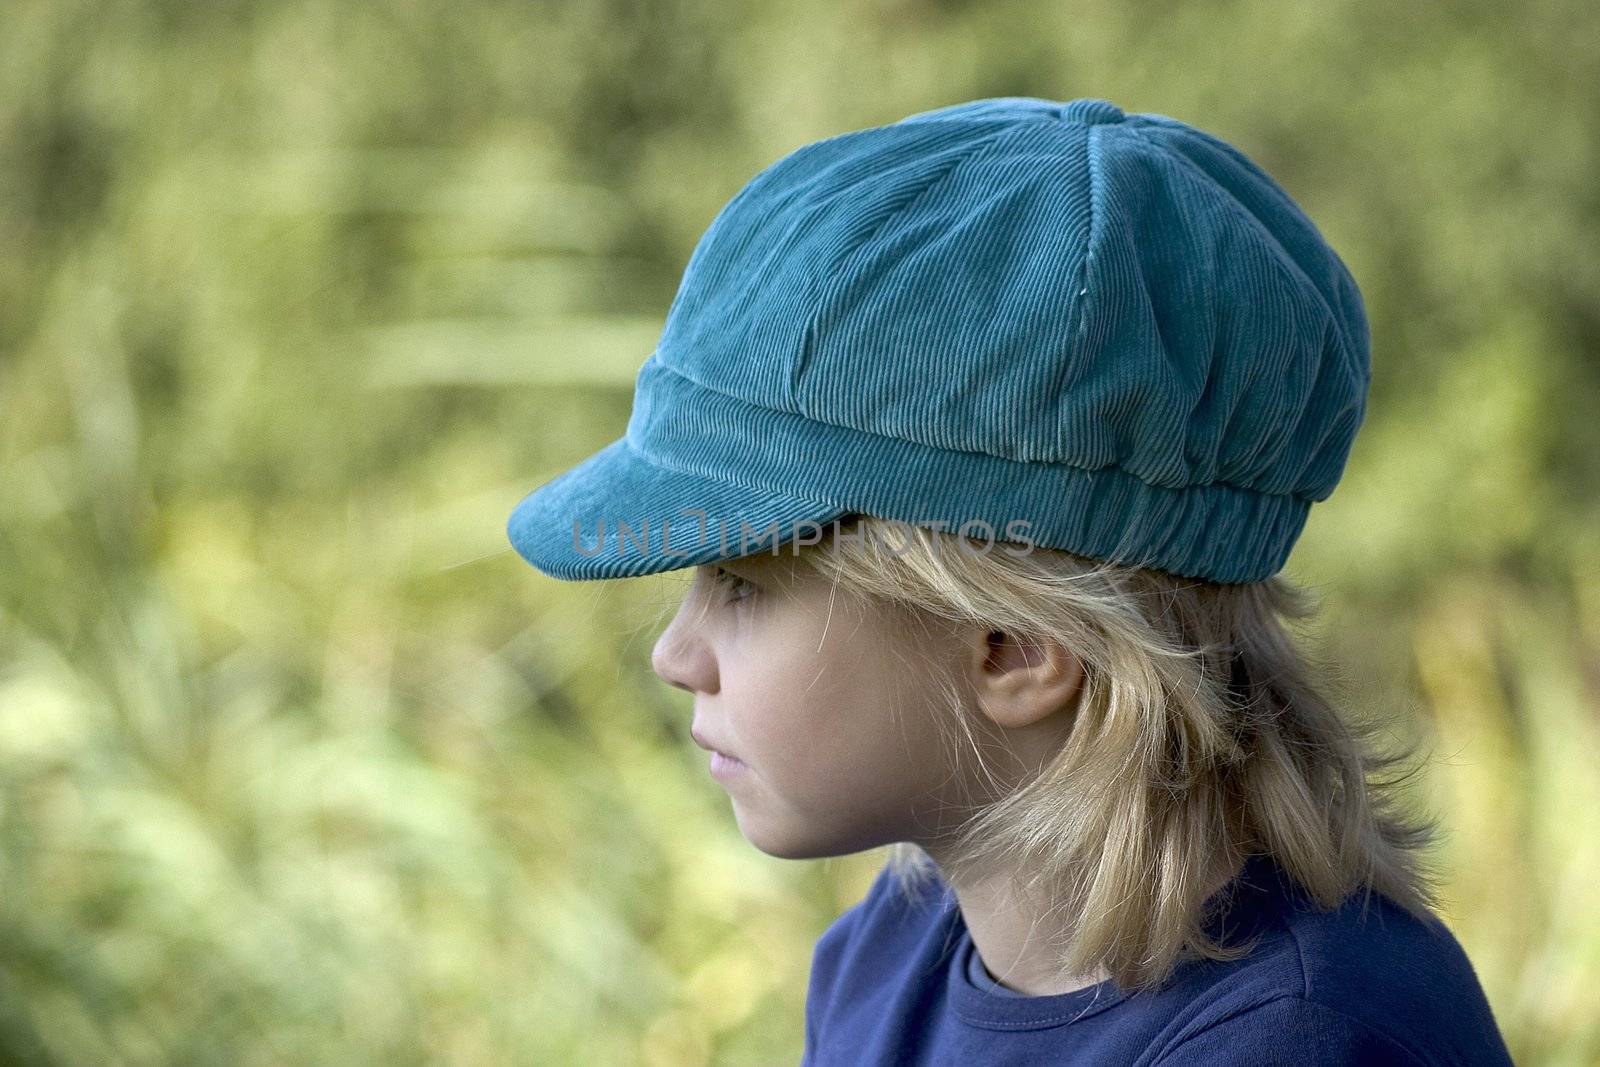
[796,514,1438,991]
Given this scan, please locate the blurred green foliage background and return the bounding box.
[2,0,1598,1063]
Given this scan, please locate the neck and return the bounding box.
[922,845,1242,996]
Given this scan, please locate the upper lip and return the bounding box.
[690,723,737,759]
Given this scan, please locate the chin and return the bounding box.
[732,807,890,860]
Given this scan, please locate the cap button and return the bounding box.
[1057,98,1125,126]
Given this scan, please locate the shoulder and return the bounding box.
[1156,887,1513,1066]
[1152,993,1431,1065]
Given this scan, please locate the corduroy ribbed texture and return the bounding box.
[506,96,1371,584]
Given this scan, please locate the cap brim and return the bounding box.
[506,436,851,580]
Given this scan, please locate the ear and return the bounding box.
[967,628,1085,730]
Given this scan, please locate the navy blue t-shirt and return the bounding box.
[802,854,1513,1065]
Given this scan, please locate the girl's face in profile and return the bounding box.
[651,548,967,859]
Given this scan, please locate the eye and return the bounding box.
[709,565,758,603]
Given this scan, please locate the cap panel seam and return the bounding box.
[787,124,1016,402]
[1061,121,1105,397]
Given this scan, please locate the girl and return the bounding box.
[506,96,1514,1064]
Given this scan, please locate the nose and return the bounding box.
[651,600,718,695]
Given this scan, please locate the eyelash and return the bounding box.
[709,566,758,603]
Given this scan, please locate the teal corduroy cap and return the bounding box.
[506,96,1371,584]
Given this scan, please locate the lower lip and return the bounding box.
[709,750,749,782]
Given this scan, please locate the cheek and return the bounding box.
[734,637,954,812]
